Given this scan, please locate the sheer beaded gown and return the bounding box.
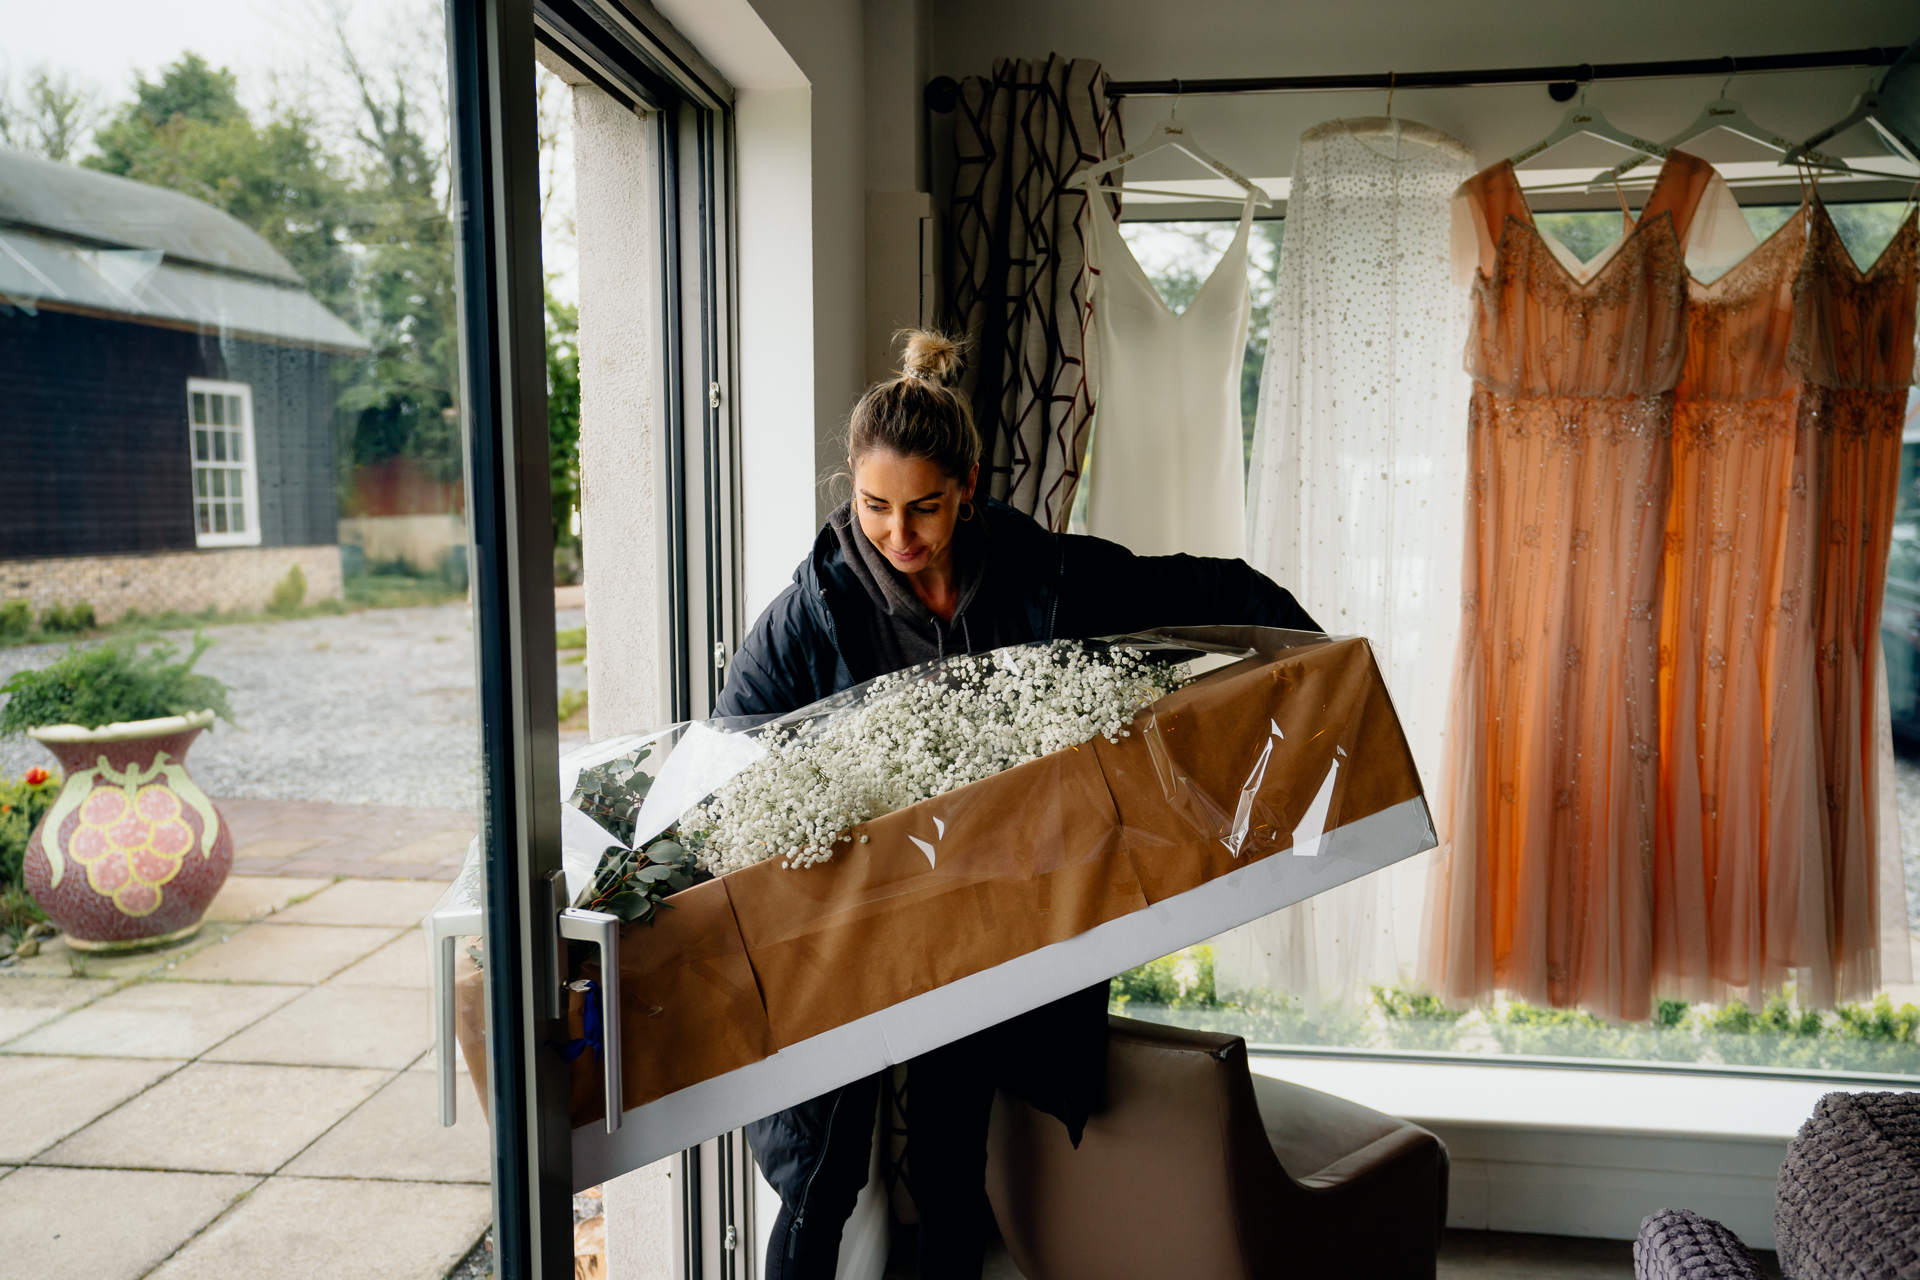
[1428,151,1722,1022]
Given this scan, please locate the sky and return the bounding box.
[3,0,579,300]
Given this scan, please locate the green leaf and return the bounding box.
[603,891,651,922]
[665,871,693,892]
[646,840,685,865]
[633,864,676,883]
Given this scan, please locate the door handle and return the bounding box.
[559,907,623,1133]
[429,905,484,1127]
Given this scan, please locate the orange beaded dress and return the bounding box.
[1794,198,1917,1003]
[1428,152,1720,1021]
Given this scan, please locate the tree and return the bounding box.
[329,36,460,486]
[83,55,355,317]
[546,288,581,560]
[0,67,98,162]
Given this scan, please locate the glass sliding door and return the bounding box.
[0,3,501,1278]
[444,0,741,1273]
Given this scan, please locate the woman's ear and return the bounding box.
[961,463,979,503]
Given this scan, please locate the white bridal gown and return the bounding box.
[1216,118,1476,1008]
[1084,190,1255,558]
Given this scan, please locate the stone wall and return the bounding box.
[0,545,344,622]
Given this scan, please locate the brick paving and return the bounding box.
[220,797,475,882]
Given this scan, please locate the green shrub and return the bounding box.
[0,636,235,735]
[1112,945,1221,1009]
[38,604,68,633]
[0,766,61,892]
[269,564,307,614]
[555,626,586,651]
[0,602,29,639]
[558,689,589,723]
[66,603,96,631]
[1833,993,1920,1043]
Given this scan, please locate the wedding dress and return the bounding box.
[1217,118,1475,1007]
[1083,190,1253,558]
[1426,151,1724,1022]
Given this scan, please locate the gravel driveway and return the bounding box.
[0,605,587,812]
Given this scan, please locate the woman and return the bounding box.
[717,331,1319,1280]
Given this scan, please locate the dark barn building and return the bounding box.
[0,150,365,619]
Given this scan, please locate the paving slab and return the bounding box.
[0,975,117,1044]
[0,1166,257,1280]
[332,928,430,990]
[0,1055,182,1162]
[147,1174,491,1280]
[5,981,298,1059]
[204,875,334,923]
[284,1069,490,1182]
[375,829,477,865]
[40,1061,389,1174]
[3,922,244,981]
[273,878,451,927]
[165,922,398,984]
[205,984,430,1069]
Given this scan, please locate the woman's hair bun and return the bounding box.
[900,329,962,385]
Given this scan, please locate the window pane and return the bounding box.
[230,503,245,533]
[195,430,209,461]
[227,395,243,427]
[212,432,227,462]
[229,471,244,498]
[191,392,207,424]
[211,471,225,499]
[197,502,211,533]
[229,431,244,462]
[212,503,228,533]
[210,394,225,426]
[195,471,208,497]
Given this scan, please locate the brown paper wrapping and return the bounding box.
[457,634,1425,1128]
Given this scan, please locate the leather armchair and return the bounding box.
[985,1015,1449,1280]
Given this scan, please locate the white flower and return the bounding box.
[684,642,1185,873]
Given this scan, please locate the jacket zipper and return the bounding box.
[789,1086,846,1256]
[1045,539,1065,641]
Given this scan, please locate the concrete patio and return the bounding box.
[0,874,491,1280]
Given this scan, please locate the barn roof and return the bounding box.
[0,149,368,353]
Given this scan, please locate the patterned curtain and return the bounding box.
[948,56,1121,530]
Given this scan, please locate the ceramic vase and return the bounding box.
[23,711,232,951]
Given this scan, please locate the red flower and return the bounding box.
[23,767,49,787]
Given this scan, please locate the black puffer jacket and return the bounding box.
[722,497,1319,1215]
[716,497,1319,719]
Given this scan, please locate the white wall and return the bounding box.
[573,83,670,736]
[930,0,1919,211]
[735,86,822,619]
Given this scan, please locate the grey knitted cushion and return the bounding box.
[1634,1208,1767,1279]
[1775,1091,1920,1279]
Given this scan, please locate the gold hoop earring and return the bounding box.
[959,501,976,522]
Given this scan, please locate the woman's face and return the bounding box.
[851,450,978,576]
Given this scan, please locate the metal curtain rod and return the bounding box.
[1100,47,1907,100]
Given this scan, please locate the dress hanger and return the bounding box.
[1785,43,1919,170]
[1066,99,1273,208]
[1596,70,1856,185]
[1508,84,1668,171]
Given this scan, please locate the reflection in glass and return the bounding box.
[0,10,493,1254]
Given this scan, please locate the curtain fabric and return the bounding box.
[949,56,1121,530]
[1219,119,1475,1008]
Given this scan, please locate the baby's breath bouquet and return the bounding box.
[564,639,1187,920]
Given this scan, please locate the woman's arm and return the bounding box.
[714,584,833,720]
[1053,533,1322,638]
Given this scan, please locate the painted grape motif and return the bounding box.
[69,783,197,917]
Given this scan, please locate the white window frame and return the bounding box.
[186,378,261,548]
